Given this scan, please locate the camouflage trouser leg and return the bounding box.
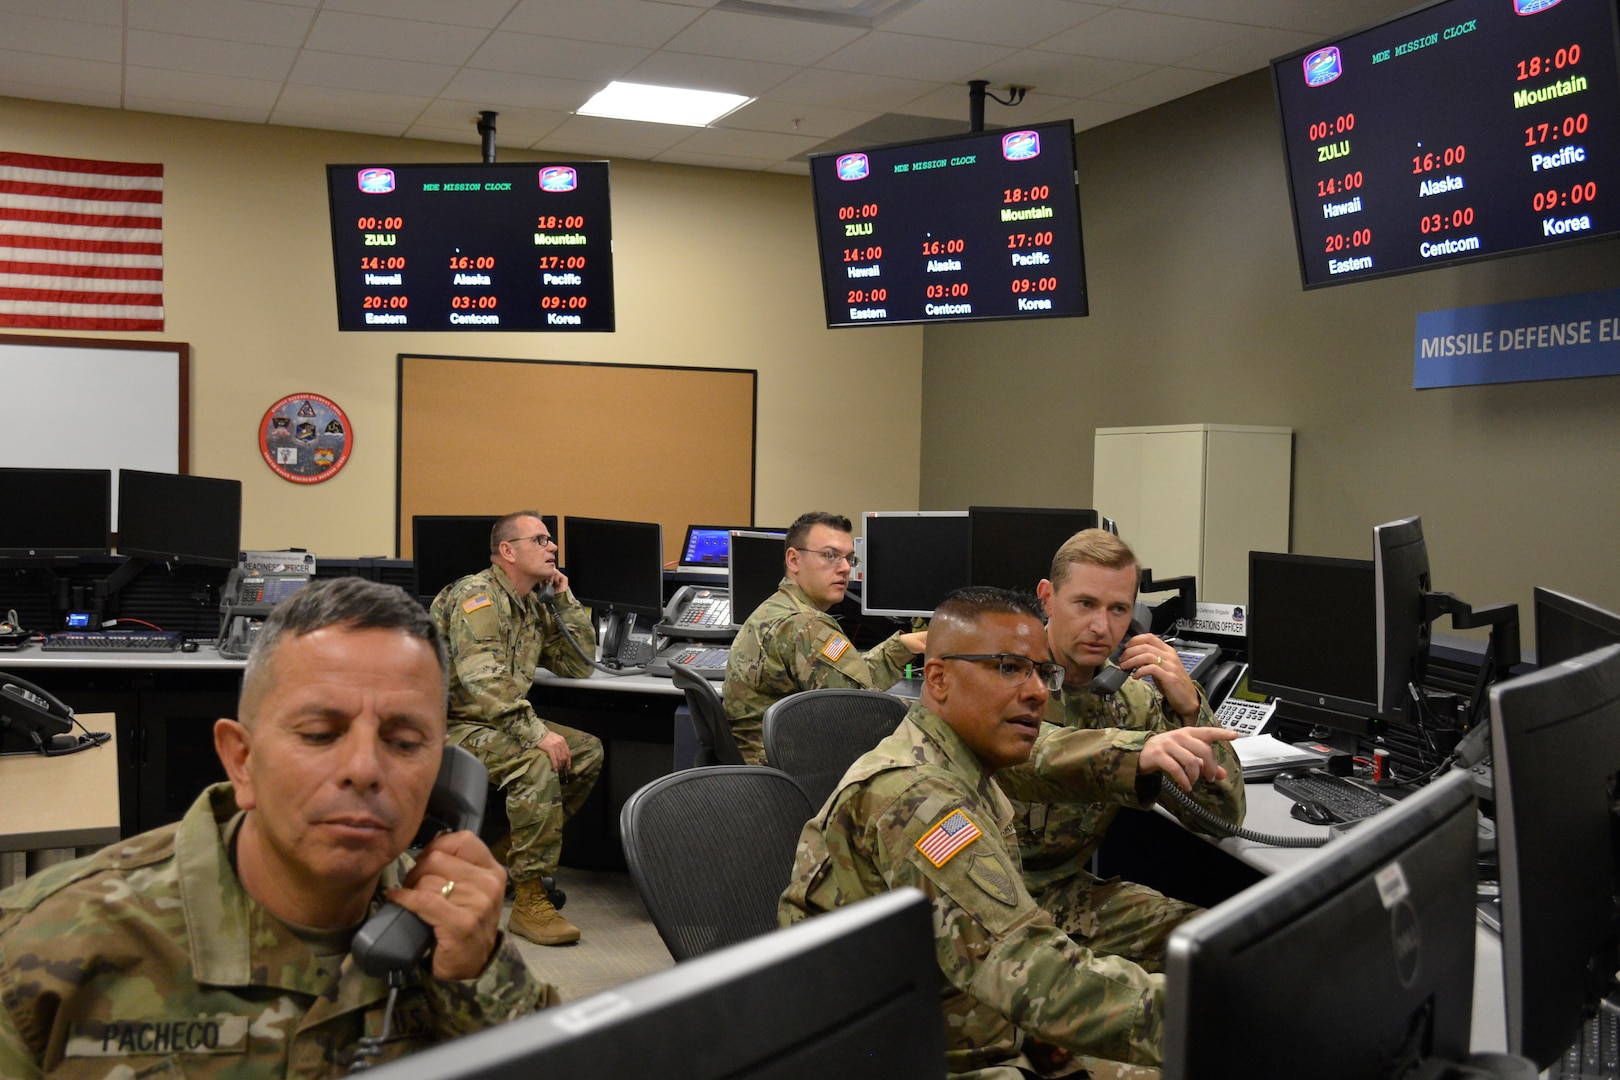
[1037,875,1199,974]
[447,721,604,883]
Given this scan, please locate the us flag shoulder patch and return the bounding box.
[820,635,851,662]
[915,809,982,868]
[462,593,493,614]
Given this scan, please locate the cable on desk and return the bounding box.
[1158,783,1329,849]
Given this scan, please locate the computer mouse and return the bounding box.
[181,640,199,652]
[1290,801,1334,826]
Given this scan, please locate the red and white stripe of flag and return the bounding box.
[0,151,164,332]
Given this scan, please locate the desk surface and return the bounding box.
[1222,781,1506,1054]
[0,711,120,853]
[0,641,244,670]
[535,667,684,696]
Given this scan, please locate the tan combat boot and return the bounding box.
[508,879,580,946]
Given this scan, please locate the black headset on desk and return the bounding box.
[0,672,111,757]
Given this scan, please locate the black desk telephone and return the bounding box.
[0,672,108,756]
[350,745,488,977]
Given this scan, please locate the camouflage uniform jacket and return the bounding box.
[0,783,551,1079]
[723,579,917,765]
[432,565,596,746]
[1006,670,1246,897]
[778,702,1164,1075]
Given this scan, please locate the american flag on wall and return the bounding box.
[0,151,164,332]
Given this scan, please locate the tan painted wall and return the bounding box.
[1,97,923,555]
[921,71,1620,628]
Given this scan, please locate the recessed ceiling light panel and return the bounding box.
[578,82,752,127]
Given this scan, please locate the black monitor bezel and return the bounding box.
[115,469,242,568]
[859,510,971,619]
[1373,516,1432,719]
[561,516,664,618]
[679,525,737,569]
[0,467,112,559]
[728,530,787,628]
[967,505,1100,594]
[1245,550,1381,722]
[1532,586,1620,668]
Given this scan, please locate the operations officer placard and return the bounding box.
[325,161,615,332]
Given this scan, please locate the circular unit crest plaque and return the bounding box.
[260,393,352,484]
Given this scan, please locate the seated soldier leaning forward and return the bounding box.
[780,586,1234,1079]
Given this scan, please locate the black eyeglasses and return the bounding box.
[939,653,1065,692]
[792,547,860,569]
[509,533,555,549]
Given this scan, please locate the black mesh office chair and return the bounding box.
[620,765,815,961]
[669,664,745,766]
[762,688,909,811]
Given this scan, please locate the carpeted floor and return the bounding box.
[504,869,675,1000]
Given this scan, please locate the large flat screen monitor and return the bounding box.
[366,888,946,1079]
[1270,0,1620,289]
[562,516,663,618]
[968,506,1099,594]
[1163,769,1479,1079]
[411,514,559,602]
[728,530,787,629]
[1246,551,1380,729]
[0,468,110,558]
[860,511,971,619]
[808,120,1087,327]
[115,469,241,568]
[1490,640,1620,1069]
[1533,585,1620,667]
[1374,515,1432,720]
[326,160,614,332]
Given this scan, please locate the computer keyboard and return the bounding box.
[43,630,183,652]
[1548,1011,1620,1079]
[648,644,729,681]
[1272,770,1395,824]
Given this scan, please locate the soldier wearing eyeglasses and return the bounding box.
[779,587,1167,1077]
[723,511,926,766]
[1008,528,1246,972]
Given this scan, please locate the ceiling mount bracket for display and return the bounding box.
[967,81,1027,133]
[476,111,497,164]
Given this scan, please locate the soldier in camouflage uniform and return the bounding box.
[724,511,925,765]
[0,577,554,1078]
[779,587,1165,1078]
[1010,529,1245,971]
[430,511,603,946]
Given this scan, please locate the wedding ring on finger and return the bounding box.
[441,880,456,900]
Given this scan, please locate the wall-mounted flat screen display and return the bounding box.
[1271,0,1620,288]
[326,161,614,331]
[808,120,1087,327]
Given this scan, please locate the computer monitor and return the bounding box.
[728,530,787,627]
[1490,641,1620,1069]
[562,516,664,618]
[1533,587,1620,668]
[115,469,241,568]
[411,514,559,602]
[1162,769,1479,1080]
[679,525,736,569]
[368,888,946,1079]
[860,511,971,619]
[1246,551,1380,732]
[1373,516,1432,721]
[0,468,111,558]
[968,506,1100,593]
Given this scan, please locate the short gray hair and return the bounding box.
[239,577,448,722]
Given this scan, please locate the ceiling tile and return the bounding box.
[0,80,121,108]
[124,66,283,110]
[126,0,315,47]
[1121,0,1333,28]
[303,10,489,65]
[270,111,411,137]
[0,48,121,95]
[623,49,800,96]
[441,67,601,112]
[324,0,518,29]
[883,0,1107,48]
[1182,24,1324,75]
[713,97,878,138]
[273,83,431,124]
[761,67,936,112]
[970,49,1155,99]
[899,83,1071,124]
[542,114,697,152]
[499,0,704,48]
[1040,8,1242,65]
[288,50,457,96]
[126,29,297,81]
[468,30,649,81]
[0,0,121,25]
[412,100,571,143]
[123,97,275,124]
[818,31,1015,81]
[653,147,778,169]
[669,125,824,158]
[662,9,864,65]
[2,12,121,61]
[1090,63,1232,107]
[1025,95,1139,132]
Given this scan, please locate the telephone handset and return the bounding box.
[351,745,488,977]
[0,672,106,756]
[1084,619,1148,698]
[656,585,733,642]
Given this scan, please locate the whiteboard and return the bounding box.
[0,335,188,524]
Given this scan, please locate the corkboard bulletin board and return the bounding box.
[396,354,755,564]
